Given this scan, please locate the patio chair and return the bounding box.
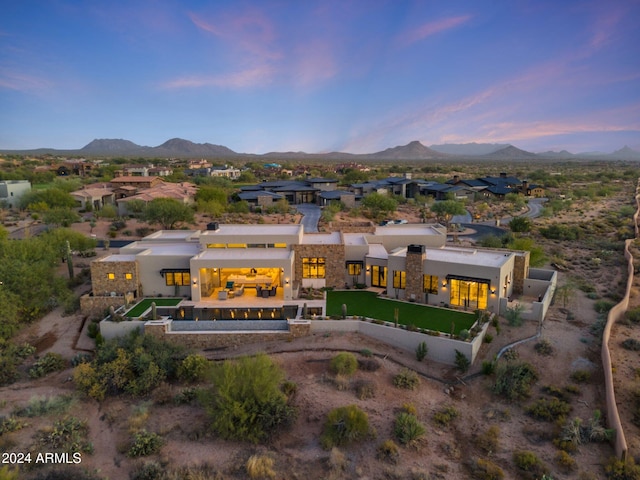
[261,288,270,298]
[256,285,262,297]
[225,281,235,290]
[217,290,228,300]
[269,286,277,296]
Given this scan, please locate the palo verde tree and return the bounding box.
[142,197,194,230]
[430,199,466,229]
[199,353,296,443]
[361,192,397,219]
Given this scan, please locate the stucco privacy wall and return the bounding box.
[309,319,488,365]
[601,182,639,460]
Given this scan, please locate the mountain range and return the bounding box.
[2,138,639,161]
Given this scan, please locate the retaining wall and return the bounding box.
[309,318,488,365]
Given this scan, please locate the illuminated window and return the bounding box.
[392,271,406,289]
[206,243,225,248]
[302,257,325,278]
[423,275,439,294]
[125,273,133,280]
[346,261,362,276]
[165,271,191,286]
[227,243,247,248]
[449,279,489,310]
[107,273,115,280]
[371,265,387,287]
[272,243,287,248]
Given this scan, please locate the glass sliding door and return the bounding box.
[449,278,488,310]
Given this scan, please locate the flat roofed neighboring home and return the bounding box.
[306,177,338,192]
[87,221,554,321]
[109,176,164,190]
[210,165,241,179]
[70,183,115,210]
[0,180,31,209]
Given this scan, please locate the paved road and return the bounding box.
[295,203,321,233]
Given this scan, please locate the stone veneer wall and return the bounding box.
[91,259,140,297]
[405,249,426,302]
[144,319,310,350]
[80,294,128,320]
[292,244,345,288]
[512,251,530,295]
[328,222,376,233]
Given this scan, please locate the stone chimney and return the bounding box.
[405,245,426,302]
[500,172,507,178]
[452,175,460,183]
[404,172,412,180]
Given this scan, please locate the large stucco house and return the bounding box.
[86,222,554,321]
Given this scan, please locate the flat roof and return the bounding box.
[136,243,202,256]
[301,232,341,245]
[374,225,444,236]
[99,254,137,262]
[200,224,302,236]
[144,230,199,241]
[425,247,513,268]
[193,249,292,261]
[366,243,389,259]
[342,233,367,245]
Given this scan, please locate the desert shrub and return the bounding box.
[73,329,185,400]
[555,450,577,472]
[354,379,376,400]
[127,429,163,457]
[0,466,19,480]
[458,329,470,341]
[433,406,459,427]
[87,322,99,338]
[481,360,496,375]
[173,386,198,405]
[246,454,276,479]
[71,352,92,366]
[476,425,500,454]
[626,307,640,324]
[534,339,554,356]
[505,304,524,326]
[513,450,549,479]
[632,388,640,427]
[484,333,494,344]
[621,338,640,351]
[320,404,371,449]
[177,354,210,382]
[605,456,640,480]
[502,347,519,361]
[358,358,381,371]
[329,352,358,376]
[415,342,428,361]
[129,461,163,480]
[455,350,470,373]
[281,380,298,399]
[200,354,296,443]
[570,369,592,383]
[14,394,74,418]
[526,397,571,421]
[467,457,504,480]
[394,412,426,446]
[28,468,103,480]
[594,300,615,313]
[393,369,420,390]
[0,416,27,435]
[377,439,400,464]
[541,384,568,400]
[36,417,93,454]
[493,362,538,401]
[29,352,66,378]
[401,403,417,415]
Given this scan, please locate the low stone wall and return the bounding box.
[310,318,488,366]
[601,182,639,460]
[100,319,145,340]
[80,294,127,320]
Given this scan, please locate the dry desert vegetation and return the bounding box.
[1,168,639,480]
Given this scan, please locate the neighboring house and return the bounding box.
[237,190,284,209]
[210,165,241,179]
[87,222,553,319]
[0,180,31,208]
[71,183,115,210]
[109,176,164,190]
[116,182,196,216]
[317,190,356,208]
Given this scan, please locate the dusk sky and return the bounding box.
[2,0,639,154]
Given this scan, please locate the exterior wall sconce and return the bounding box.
[192,278,198,286]
[366,266,371,272]
[491,288,496,294]
[442,280,447,287]
[285,278,290,285]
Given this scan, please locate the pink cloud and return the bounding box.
[0,70,52,93]
[162,65,275,90]
[292,40,338,87]
[590,8,624,50]
[399,15,472,46]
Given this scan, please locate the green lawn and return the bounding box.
[326,290,475,335]
[125,298,182,318]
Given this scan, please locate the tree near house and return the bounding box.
[361,192,397,219]
[430,200,466,229]
[509,216,532,233]
[142,198,194,230]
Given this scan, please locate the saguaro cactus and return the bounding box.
[151,302,157,320]
[341,303,347,319]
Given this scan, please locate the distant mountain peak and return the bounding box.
[81,138,143,152]
[485,145,537,158]
[367,140,449,159]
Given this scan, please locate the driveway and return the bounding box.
[295,203,321,233]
